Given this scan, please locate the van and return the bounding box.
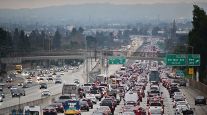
[24,106,41,115]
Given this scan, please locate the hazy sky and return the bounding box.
[0,0,206,9]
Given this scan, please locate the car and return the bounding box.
[40,83,47,89]
[125,101,138,106]
[90,89,102,101]
[79,100,89,111]
[148,107,163,115]
[0,91,5,98]
[179,79,187,86]
[11,89,20,97]
[98,106,112,115]
[60,71,64,75]
[57,95,73,103]
[122,111,135,115]
[26,76,32,79]
[38,77,44,81]
[6,77,13,82]
[195,96,206,105]
[148,101,164,114]
[48,103,64,113]
[173,100,190,108]
[26,79,33,84]
[0,96,3,102]
[41,89,51,96]
[175,104,192,115]
[81,98,93,109]
[47,77,53,81]
[10,86,18,91]
[18,88,26,96]
[42,106,57,115]
[55,78,62,84]
[100,100,115,114]
[17,82,24,86]
[85,93,97,104]
[74,79,80,84]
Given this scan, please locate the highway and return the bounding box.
[3,36,207,115]
[0,59,98,114]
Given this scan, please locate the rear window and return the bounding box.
[59,96,71,99]
[101,101,112,106]
[90,90,99,94]
[150,103,162,106]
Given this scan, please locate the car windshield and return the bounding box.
[90,90,98,94]
[150,108,162,114]
[101,101,112,105]
[80,101,87,104]
[177,101,187,105]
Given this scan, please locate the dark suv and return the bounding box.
[40,83,47,89]
[195,96,206,105]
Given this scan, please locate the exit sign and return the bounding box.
[188,54,200,66]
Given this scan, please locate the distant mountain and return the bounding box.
[0,3,206,26]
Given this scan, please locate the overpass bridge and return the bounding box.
[0,50,165,64]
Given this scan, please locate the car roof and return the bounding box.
[196,96,205,99]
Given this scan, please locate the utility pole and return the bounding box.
[85,37,89,83]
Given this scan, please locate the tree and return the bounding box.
[188,5,207,83]
[152,26,161,36]
[13,28,19,50]
[29,29,42,50]
[17,30,30,52]
[71,28,77,36]
[0,28,13,57]
[53,30,61,49]
[78,27,84,34]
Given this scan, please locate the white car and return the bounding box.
[60,71,64,75]
[0,96,3,102]
[174,100,190,108]
[175,104,190,115]
[26,79,33,83]
[86,94,97,104]
[41,90,51,96]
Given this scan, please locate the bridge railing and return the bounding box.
[5,50,166,58]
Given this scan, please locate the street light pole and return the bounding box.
[18,95,21,111]
[85,36,89,83]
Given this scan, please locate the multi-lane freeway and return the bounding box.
[1,36,207,115]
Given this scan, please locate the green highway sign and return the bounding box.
[166,54,187,66]
[108,56,126,64]
[166,54,200,66]
[188,54,200,66]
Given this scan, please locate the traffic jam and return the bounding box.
[39,59,196,115]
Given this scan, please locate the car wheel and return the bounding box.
[91,106,93,109]
[99,98,101,101]
[87,108,89,111]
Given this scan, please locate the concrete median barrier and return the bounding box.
[189,79,207,96]
[0,93,61,115]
